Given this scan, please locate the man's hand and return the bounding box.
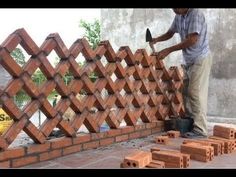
[156,48,171,60]
[149,37,157,46]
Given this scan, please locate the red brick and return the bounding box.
[0,161,10,168]
[100,138,114,146]
[150,147,161,153]
[73,134,91,145]
[120,126,135,134]
[129,132,141,139]
[146,160,165,168]
[151,126,163,134]
[5,79,24,97]
[63,144,82,156]
[24,100,40,118]
[0,137,9,150]
[152,151,183,168]
[140,129,152,137]
[83,141,99,150]
[51,137,72,149]
[134,124,146,131]
[40,115,60,137]
[155,136,169,145]
[27,143,51,154]
[23,122,46,144]
[167,130,180,138]
[53,34,70,58]
[12,156,38,168]
[57,119,76,137]
[3,117,28,145]
[39,149,62,161]
[2,96,23,120]
[38,54,55,79]
[24,59,41,76]
[0,48,22,77]
[106,129,122,137]
[91,132,107,140]
[116,134,128,142]
[0,148,25,161]
[145,122,157,129]
[41,100,57,118]
[1,33,21,52]
[123,151,152,168]
[213,125,235,139]
[40,38,57,55]
[15,28,40,55]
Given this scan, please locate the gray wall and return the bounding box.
[101,8,236,118]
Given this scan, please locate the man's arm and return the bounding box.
[152,30,175,43]
[156,33,198,60]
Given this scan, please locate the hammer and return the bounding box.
[146,28,156,53]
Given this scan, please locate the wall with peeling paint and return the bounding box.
[101,8,236,118]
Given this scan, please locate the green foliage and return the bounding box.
[79,19,101,50]
[10,48,26,66]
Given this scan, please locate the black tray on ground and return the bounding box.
[164,118,193,135]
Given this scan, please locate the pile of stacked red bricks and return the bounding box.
[121,126,236,168]
[121,130,190,168]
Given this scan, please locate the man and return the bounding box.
[150,8,212,138]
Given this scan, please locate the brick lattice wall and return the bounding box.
[0,28,184,168]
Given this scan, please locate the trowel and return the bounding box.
[145,28,156,53]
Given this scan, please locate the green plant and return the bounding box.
[10,48,26,66]
[79,19,101,50]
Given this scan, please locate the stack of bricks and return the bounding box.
[183,139,222,156]
[121,151,152,168]
[210,125,236,153]
[209,136,235,153]
[152,150,186,168]
[151,148,190,168]
[180,142,214,162]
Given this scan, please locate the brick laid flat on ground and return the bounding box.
[21,129,236,168]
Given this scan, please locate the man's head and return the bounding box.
[172,8,189,15]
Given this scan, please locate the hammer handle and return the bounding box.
[149,43,156,53]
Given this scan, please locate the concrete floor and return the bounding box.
[21,122,236,169]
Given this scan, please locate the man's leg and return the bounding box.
[182,65,192,118]
[187,54,212,136]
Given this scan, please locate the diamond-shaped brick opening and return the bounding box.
[62,71,74,86]
[10,45,30,67]
[120,89,126,96]
[110,73,117,82]
[47,89,60,107]
[89,71,98,83]
[75,52,86,67]
[100,56,109,68]
[119,119,127,127]
[136,117,144,125]
[100,121,110,132]
[31,68,47,87]
[79,89,88,96]
[0,65,13,90]
[77,124,89,134]
[62,107,76,122]
[30,110,47,128]
[47,50,61,68]
[120,59,127,68]
[8,130,34,148]
[128,75,135,81]
[101,88,109,100]
[13,89,31,110]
